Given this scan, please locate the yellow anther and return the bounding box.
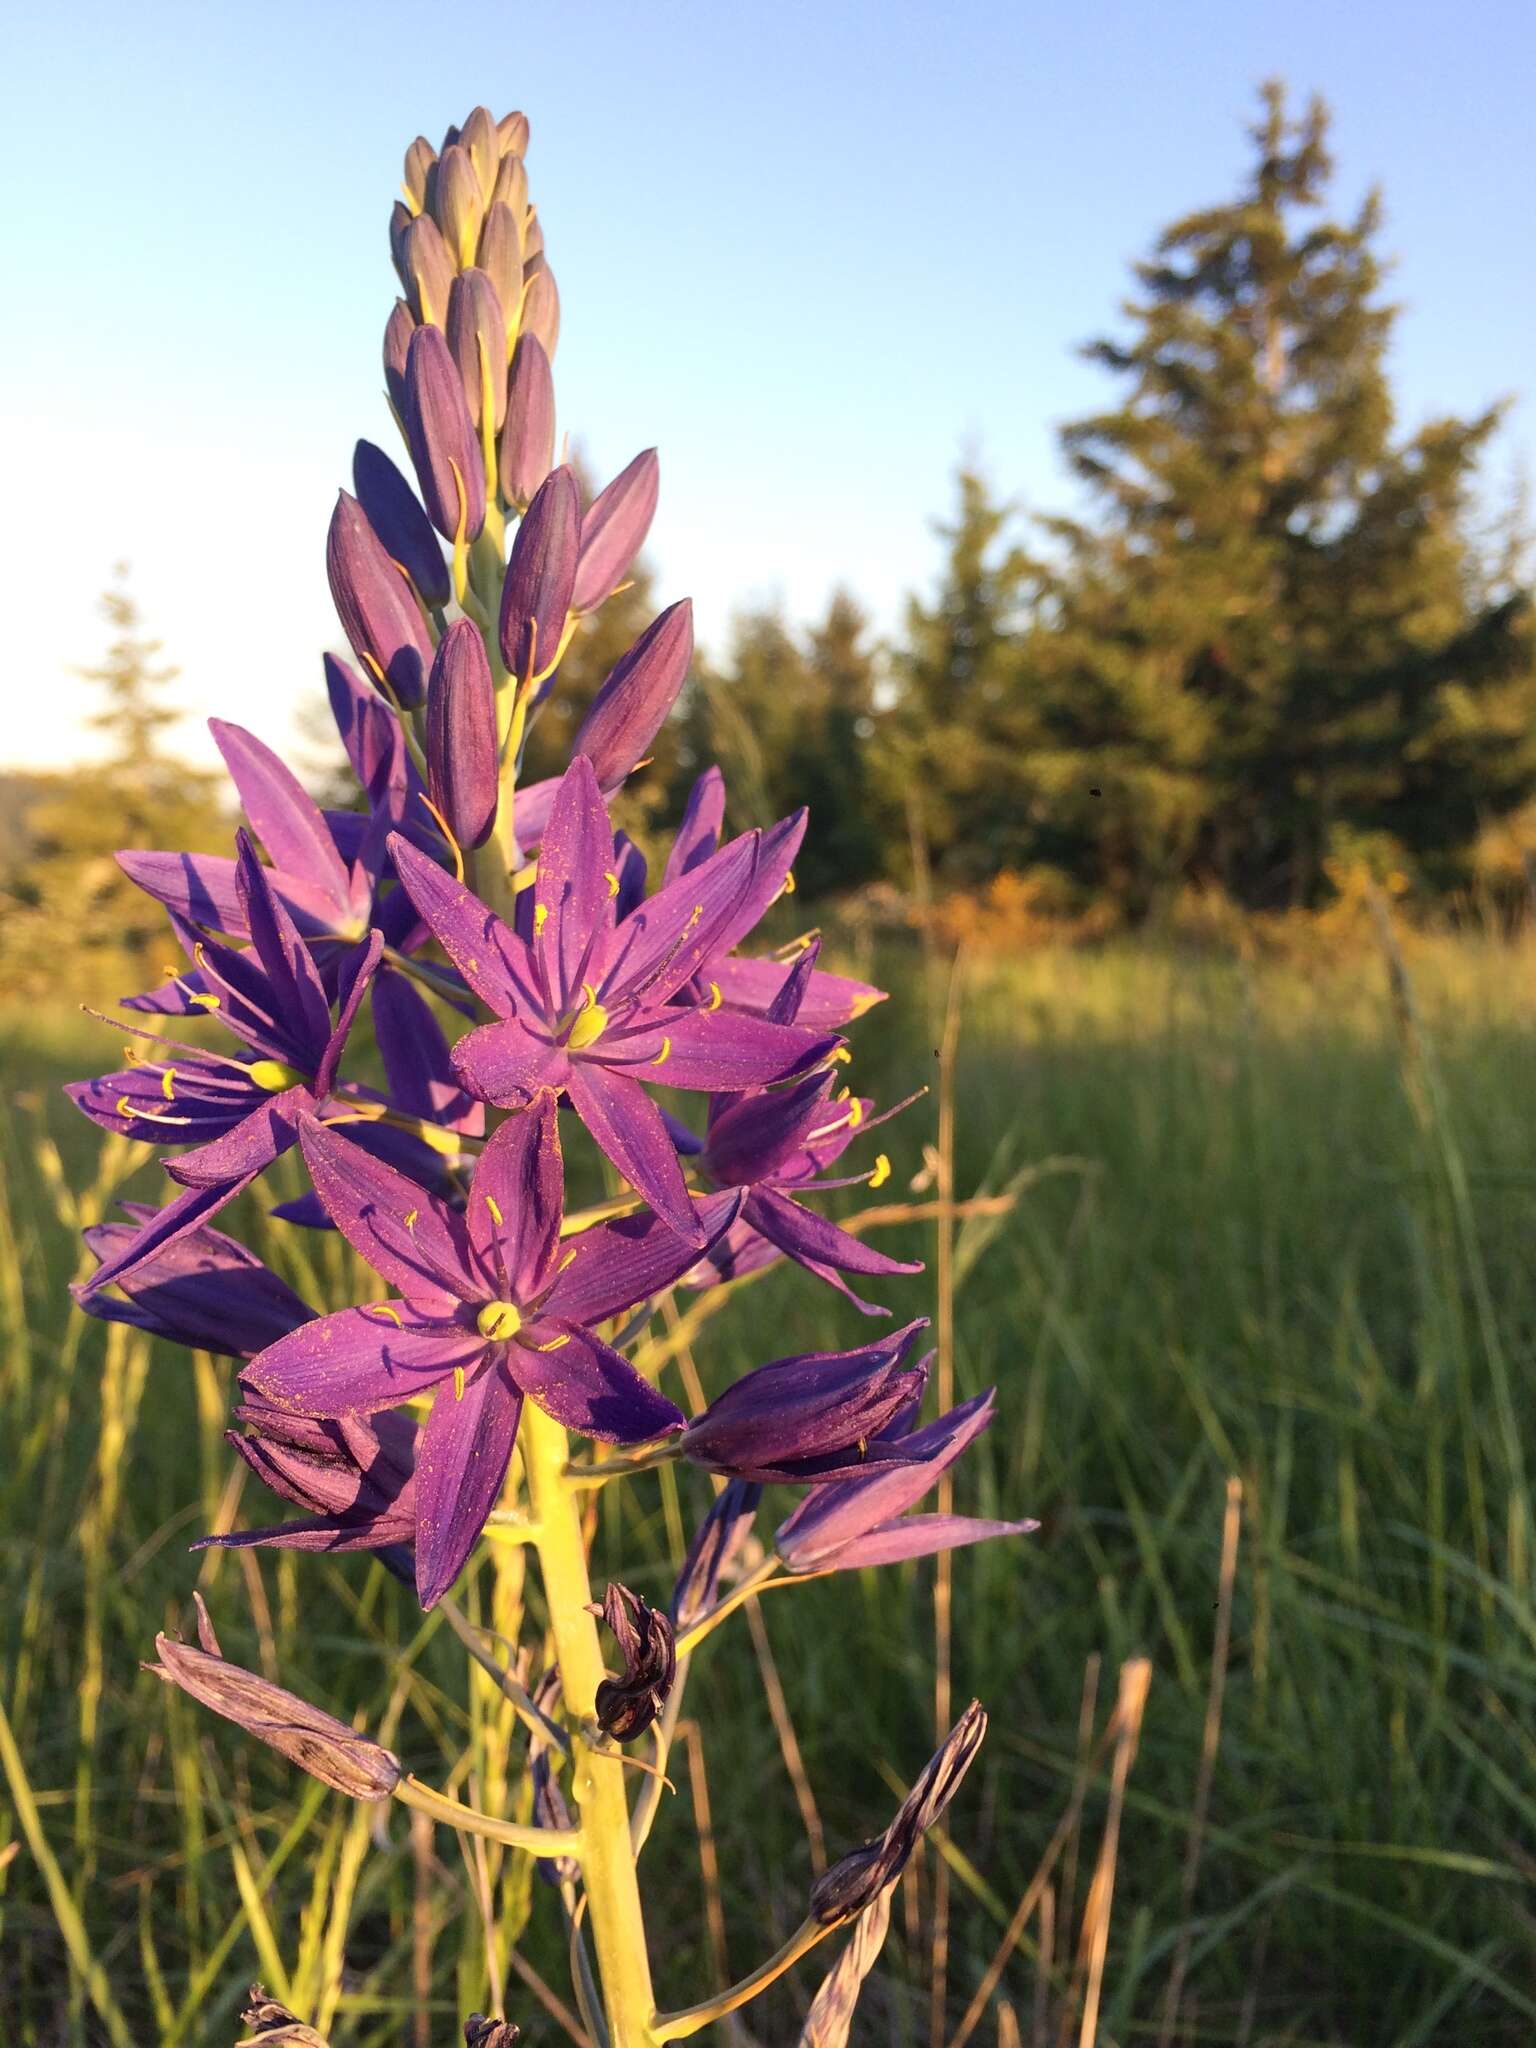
[123,1047,143,1066]
[828,1046,853,1064]
[707,981,723,1011]
[368,1302,404,1327]
[116,1096,137,1120]
[779,870,797,897]
[604,869,620,898]
[558,1247,578,1272]
[869,1153,891,1190]
[485,1194,504,1226]
[534,903,550,936]
[567,1002,609,1052]
[847,1098,864,1129]
[421,1123,462,1157]
[191,992,221,1011]
[248,1059,308,1093]
[581,981,599,1007]
[160,1067,177,1100]
[453,1365,466,1400]
[856,1436,869,1458]
[689,902,704,926]
[476,1300,523,1340]
[404,1208,419,1231]
[161,964,179,982]
[529,1331,569,1353]
[651,1036,672,1068]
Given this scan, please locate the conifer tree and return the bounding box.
[1025,81,1533,909]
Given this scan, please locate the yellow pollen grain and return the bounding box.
[533,904,549,936]
[404,1208,419,1231]
[869,1153,891,1190]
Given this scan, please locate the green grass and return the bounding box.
[4,931,1536,2043]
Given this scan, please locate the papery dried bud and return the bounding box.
[147,1595,401,1800]
[403,324,486,544]
[326,491,433,708]
[238,1985,332,2047]
[809,1702,987,1925]
[594,1582,675,1741]
[400,212,455,327]
[500,335,555,508]
[426,620,499,850]
[447,269,508,430]
[499,464,579,682]
[464,2021,520,2048]
[670,1478,762,1631]
[403,136,436,212]
[459,106,499,201]
[520,263,560,358]
[798,1891,892,2048]
[383,298,415,414]
[490,152,529,219]
[434,143,484,269]
[353,438,449,609]
[572,449,659,614]
[498,110,531,157]
[477,204,525,340]
[574,599,693,787]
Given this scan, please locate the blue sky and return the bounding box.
[4,0,1532,768]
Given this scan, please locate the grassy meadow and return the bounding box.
[4,926,1536,2044]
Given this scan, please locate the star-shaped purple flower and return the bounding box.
[67,833,381,1288]
[245,1092,740,1606]
[388,757,838,1242]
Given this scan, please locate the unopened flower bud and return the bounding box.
[147,1595,402,1801]
[400,212,455,327]
[446,269,508,430]
[523,212,546,262]
[434,145,484,270]
[490,152,529,219]
[594,1582,675,1741]
[477,204,525,340]
[520,263,560,358]
[326,492,433,707]
[499,465,579,682]
[458,106,499,201]
[810,1702,987,1925]
[403,325,486,544]
[498,110,530,157]
[402,136,436,212]
[383,298,415,414]
[670,1478,762,1632]
[574,599,693,787]
[572,449,659,614]
[426,620,499,850]
[388,201,413,287]
[499,334,555,508]
[353,438,449,610]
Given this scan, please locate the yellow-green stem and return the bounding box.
[523,1402,658,2046]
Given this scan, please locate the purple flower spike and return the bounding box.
[353,439,450,610]
[426,620,500,850]
[387,760,837,1242]
[403,325,486,546]
[573,449,659,614]
[498,464,579,684]
[73,1204,314,1357]
[244,1097,733,1606]
[433,142,484,268]
[520,264,561,359]
[326,491,434,708]
[681,1321,931,1483]
[500,334,555,508]
[477,204,525,339]
[446,268,509,430]
[383,298,416,414]
[774,1390,1037,1572]
[400,212,455,327]
[573,599,693,790]
[147,1595,401,1800]
[197,1397,419,1560]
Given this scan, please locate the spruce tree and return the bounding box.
[1025,81,1533,909]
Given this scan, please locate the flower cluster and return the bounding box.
[68,101,1034,2040]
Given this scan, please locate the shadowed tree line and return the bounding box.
[5,82,1533,996]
